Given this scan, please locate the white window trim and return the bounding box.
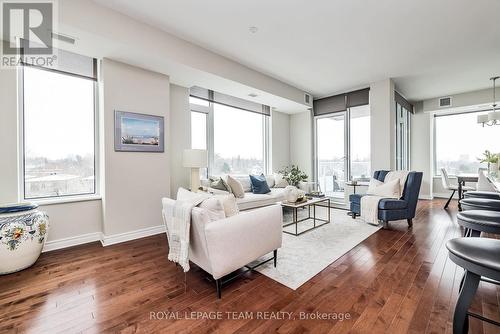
[18,65,101,204]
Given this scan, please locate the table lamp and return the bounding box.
[183,149,207,191]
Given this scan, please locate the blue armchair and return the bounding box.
[349,170,423,228]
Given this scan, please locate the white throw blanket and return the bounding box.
[162,194,208,272]
[360,170,409,225]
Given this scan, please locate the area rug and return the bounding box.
[253,207,381,290]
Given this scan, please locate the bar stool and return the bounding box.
[446,238,500,333]
[457,210,500,237]
[459,198,500,211]
[463,191,500,200]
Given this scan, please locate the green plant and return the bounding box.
[278,165,308,187]
[478,150,499,164]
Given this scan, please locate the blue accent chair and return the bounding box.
[349,170,423,228]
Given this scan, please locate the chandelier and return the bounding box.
[478,76,500,126]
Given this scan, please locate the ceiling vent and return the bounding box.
[304,93,311,104]
[439,96,452,108]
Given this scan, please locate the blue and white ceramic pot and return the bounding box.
[0,203,49,275]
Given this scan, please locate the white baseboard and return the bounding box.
[433,192,458,199]
[419,195,433,200]
[42,232,102,253]
[100,225,165,247]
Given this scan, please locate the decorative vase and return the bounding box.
[489,162,499,175]
[284,185,299,202]
[0,203,49,275]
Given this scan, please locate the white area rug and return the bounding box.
[253,207,381,290]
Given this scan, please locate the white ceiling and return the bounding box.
[93,0,500,102]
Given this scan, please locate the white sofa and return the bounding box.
[201,175,288,210]
[163,197,282,298]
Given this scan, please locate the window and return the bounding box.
[349,105,371,179]
[22,66,97,199]
[190,94,268,177]
[396,102,411,170]
[435,111,500,175]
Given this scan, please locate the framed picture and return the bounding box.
[114,111,164,152]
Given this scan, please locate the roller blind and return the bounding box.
[20,39,97,81]
[395,91,414,113]
[313,88,369,116]
[190,86,271,116]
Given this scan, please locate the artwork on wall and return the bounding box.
[114,111,164,152]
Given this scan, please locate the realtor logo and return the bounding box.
[1,1,53,55]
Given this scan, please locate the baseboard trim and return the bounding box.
[42,232,102,253]
[100,225,166,247]
[419,195,433,200]
[433,192,458,199]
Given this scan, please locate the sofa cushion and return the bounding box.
[237,193,278,211]
[367,178,400,197]
[199,197,226,221]
[379,199,408,210]
[214,194,239,217]
[231,175,252,192]
[250,174,271,194]
[226,175,245,198]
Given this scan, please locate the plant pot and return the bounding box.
[0,203,49,275]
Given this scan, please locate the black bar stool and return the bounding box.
[446,238,500,333]
[464,191,500,200]
[459,198,500,211]
[457,210,500,237]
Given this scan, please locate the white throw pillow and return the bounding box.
[367,178,400,198]
[226,175,245,198]
[177,188,211,202]
[199,197,226,221]
[265,175,275,188]
[232,175,252,192]
[366,178,383,194]
[215,194,239,217]
[274,174,289,188]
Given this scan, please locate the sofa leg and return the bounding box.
[273,249,277,268]
[407,218,413,227]
[215,279,222,299]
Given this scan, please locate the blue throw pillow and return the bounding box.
[249,174,271,194]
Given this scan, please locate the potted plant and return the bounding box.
[278,165,308,187]
[478,150,499,174]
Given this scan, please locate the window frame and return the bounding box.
[18,65,101,203]
[190,98,269,177]
[433,109,493,177]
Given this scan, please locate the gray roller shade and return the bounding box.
[190,86,271,116]
[20,39,97,81]
[313,87,369,116]
[395,91,414,113]
[347,88,370,108]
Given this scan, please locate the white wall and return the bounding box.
[423,86,500,112]
[369,79,396,171]
[0,67,19,203]
[169,84,191,197]
[290,111,313,180]
[410,102,433,199]
[101,59,170,236]
[271,111,291,172]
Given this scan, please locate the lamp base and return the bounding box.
[190,168,201,192]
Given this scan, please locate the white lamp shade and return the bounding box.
[183,149,207,168]
[487,111,500,121]
[477,114,489,123]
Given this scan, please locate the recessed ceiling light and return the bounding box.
[248,93,258,98]
[248,26,258,34]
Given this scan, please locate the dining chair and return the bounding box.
[441,168,474,209]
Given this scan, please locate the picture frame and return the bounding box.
[114,111,164,152]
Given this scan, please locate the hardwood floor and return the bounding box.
[1,199,499,333]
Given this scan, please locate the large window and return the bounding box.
[349,105,371,179]
[396,101,411,170]
[435,111,500,175]
[22,66,97,199]
[190,95,268,176]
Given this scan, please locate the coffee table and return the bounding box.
[281,197,331,236]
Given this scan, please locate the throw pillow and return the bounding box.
[232,175,252,192]
[210,177,231,193]
[198,197,226,221]
[249,174,271,194]
[215,194,239,217]
[226,175,245,198]
[265,175,275,188]
[274,173,289,188]
[366,178,383,194]
[367,178,400,198]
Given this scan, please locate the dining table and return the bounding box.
[456,173,478,211]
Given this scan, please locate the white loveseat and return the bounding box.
[201,175,288,210]
[163,197,282,298]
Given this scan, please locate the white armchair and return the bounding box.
[163,198,282,298]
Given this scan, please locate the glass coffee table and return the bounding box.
[281,197,331,236]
